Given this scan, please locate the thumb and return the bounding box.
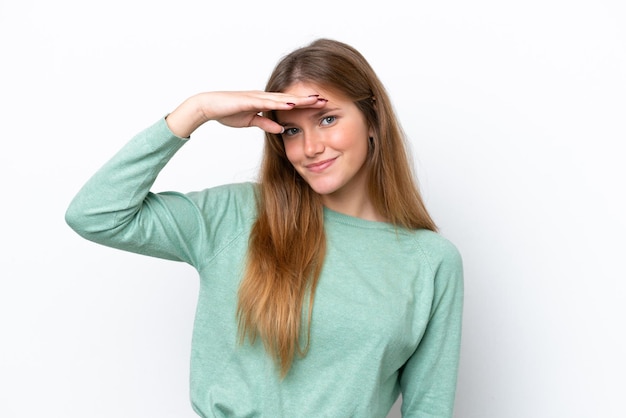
[250,114,284,135]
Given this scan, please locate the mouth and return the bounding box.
[305,157,337,173]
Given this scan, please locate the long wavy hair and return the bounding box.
[237,38,437,377]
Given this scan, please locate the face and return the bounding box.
[275,82,373,208]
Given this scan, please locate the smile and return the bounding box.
[305,157,337,173]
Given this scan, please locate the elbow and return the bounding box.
[64,198,90,237]
[64,197,106,241]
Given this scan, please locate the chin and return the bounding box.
[306,180,342,196]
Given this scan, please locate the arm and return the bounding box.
[400,239,464,418]
[65,91,325,263]
[65,118,201,263]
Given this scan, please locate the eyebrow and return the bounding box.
[279,106,340,126]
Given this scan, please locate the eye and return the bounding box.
[283,127,300,137]
[320,116,336,126]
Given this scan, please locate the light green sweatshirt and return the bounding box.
[65,118,464,418]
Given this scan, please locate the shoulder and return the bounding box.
[411,229,463,274]
[185,181,259,221]
[202,181,258,200]
[190,182,258,205]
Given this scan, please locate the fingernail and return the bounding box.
[280,126,285,134]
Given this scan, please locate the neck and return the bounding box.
[322,193,386,222]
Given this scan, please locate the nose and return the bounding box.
[303,131,324,158]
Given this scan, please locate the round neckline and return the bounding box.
[323,206,396,230]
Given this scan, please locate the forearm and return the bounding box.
[65,118,186,244]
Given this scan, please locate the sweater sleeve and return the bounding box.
[65,117,209,266]
[399,238,464,418]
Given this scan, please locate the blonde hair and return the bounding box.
[237,39,437,377]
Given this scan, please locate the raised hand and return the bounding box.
[165,91,326,138]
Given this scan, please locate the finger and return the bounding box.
[279,95,328,109]
[250,114,285,135]
[256,93,324,110]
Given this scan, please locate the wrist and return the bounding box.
[165,95,209,138]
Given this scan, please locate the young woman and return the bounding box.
[66,38,464,418]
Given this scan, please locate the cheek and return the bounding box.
[282,140,299,165]
[335,132,369,161]
[330,124,367,151]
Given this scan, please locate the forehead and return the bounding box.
[282,81,352,102]
[276,82,354,123]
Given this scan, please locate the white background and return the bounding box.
[1,1,625,417]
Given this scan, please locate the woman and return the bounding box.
[66,38,464,418]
